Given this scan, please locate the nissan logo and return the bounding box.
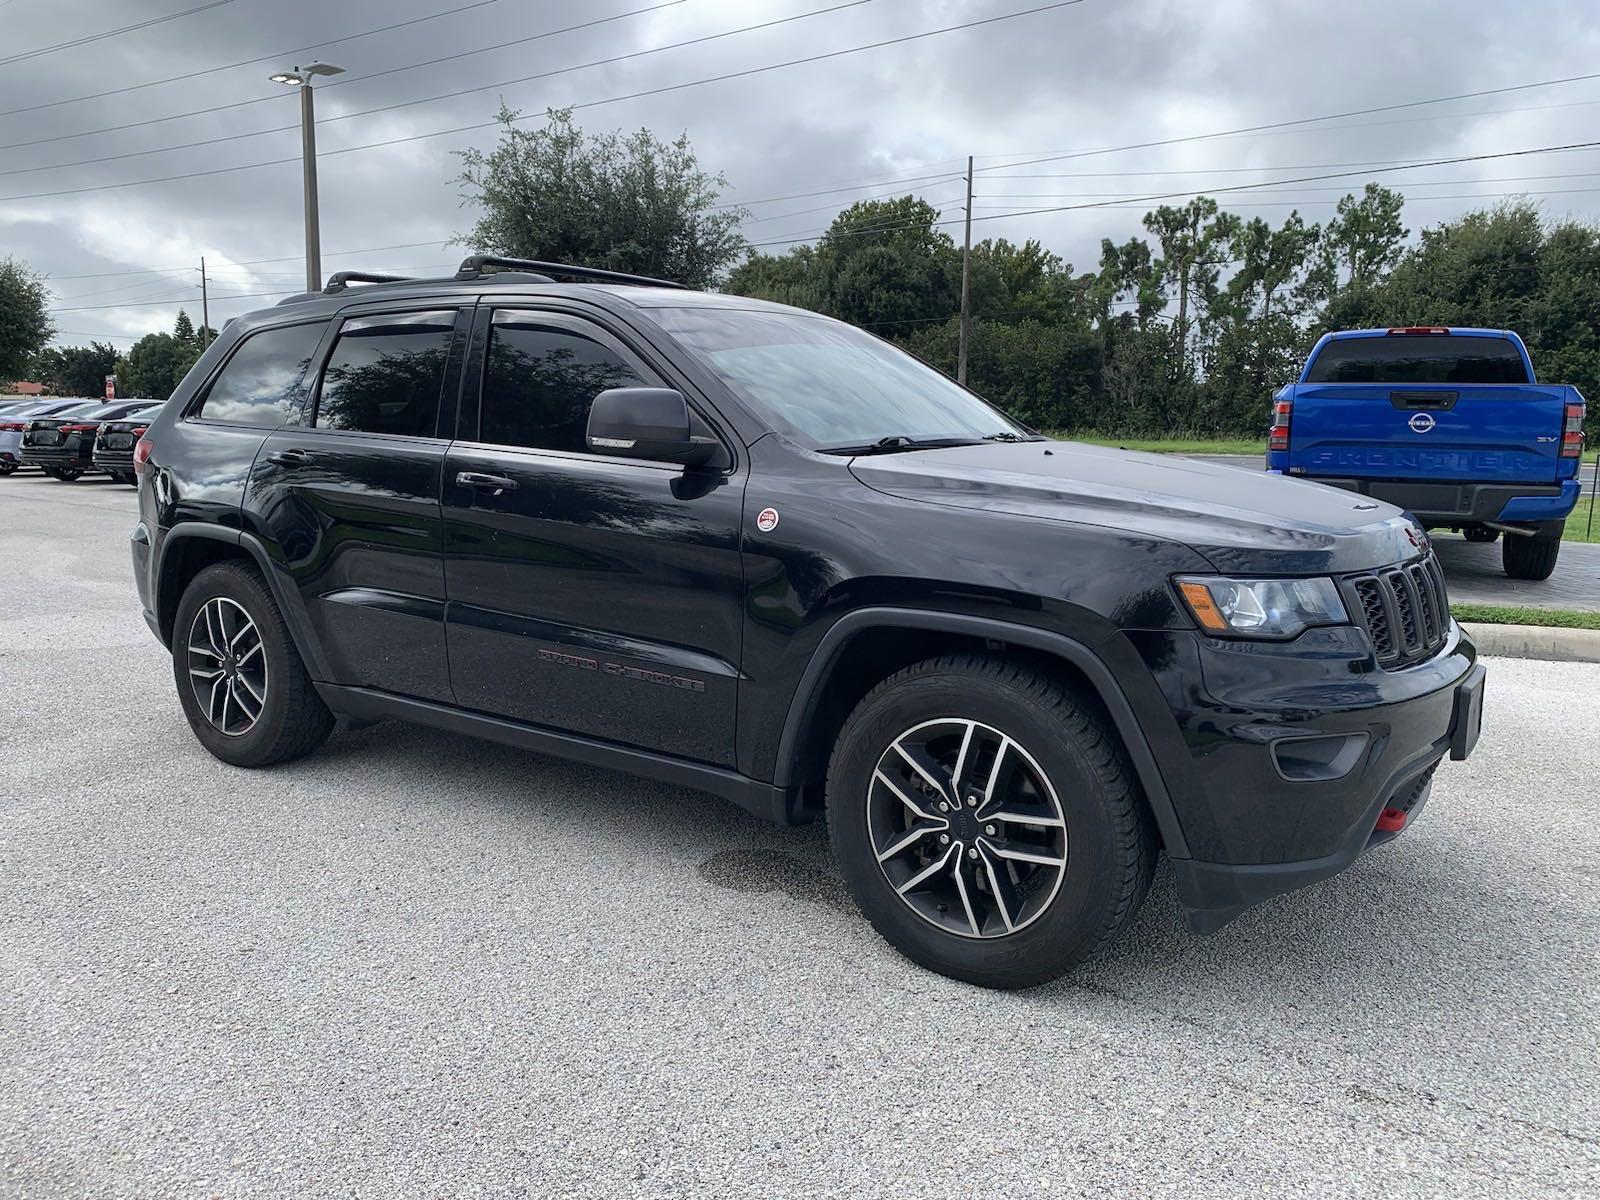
[1408,412,1437,434]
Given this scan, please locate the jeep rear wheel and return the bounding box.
[172,562,334,767]
[826,655,1156,989]
[1502,524,1562,580]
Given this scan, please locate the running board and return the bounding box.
[315,683,796,825]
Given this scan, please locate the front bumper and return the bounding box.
[1125,622,1481,931]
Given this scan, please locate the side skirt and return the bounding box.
[315,683,795,825]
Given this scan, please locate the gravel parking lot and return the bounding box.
[2,472,1597,1199]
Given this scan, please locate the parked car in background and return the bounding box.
[0,400,103,475]
[93,402,164,484]
[1268,327,1585,579]
[21,400,162,481]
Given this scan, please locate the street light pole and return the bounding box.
[270,62,345,293]
[299,81,320,293]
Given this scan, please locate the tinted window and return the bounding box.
[1306,335,1530,385]
[480,315,645,453]
[646,306,1028,449]
[315,311,455,437]
[198,322,326,425]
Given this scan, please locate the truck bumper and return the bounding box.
[1305,476,1579,525]
[1124,623,1481,933]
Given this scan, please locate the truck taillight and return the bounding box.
[1386,326,1450,335]
[1269,397,1292,452]
[1562,401,1585,458]
[133,437,153,474]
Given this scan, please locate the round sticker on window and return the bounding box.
[755,507,780,533]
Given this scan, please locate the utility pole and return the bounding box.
[957,154,974,385]
[198,257,210,351]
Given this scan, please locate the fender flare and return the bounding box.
[770,607,1191,859]
[154,524,331,680]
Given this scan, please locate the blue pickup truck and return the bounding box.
[1267,327,1585,580]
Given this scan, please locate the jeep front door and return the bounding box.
[441,307,744,767]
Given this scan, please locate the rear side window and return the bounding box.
[479,314,646,454]
[197,321,327,425]
[314,311,455,438]
[1306,335,1530,385]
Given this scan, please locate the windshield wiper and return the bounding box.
[820,435,985,456]
[982,430,1040,442]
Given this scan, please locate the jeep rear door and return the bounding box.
[246,304,468,704]
[439,305,744,767]
[1285,332,1568,485]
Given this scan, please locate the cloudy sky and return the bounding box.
[5,0,1600,349]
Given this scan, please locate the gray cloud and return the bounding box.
[4,0,1600,346]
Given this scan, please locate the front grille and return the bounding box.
[1342,553,1451,669]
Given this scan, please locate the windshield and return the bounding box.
[646,305,1029,450]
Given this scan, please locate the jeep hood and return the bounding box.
[848,440,1422,574]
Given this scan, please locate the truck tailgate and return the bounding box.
[1286,383,1568,484]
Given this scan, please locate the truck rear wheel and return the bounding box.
[1502,524,1563,580]
[825,654,1156,989]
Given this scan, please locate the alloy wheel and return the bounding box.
[868,718,1068,939]
[186,597,268,736]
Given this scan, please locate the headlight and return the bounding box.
[1175,575,1347,639]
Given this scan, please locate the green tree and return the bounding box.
[37,341,119,397]
[1142,198,1240,378]
[1205,212,1322,428]
[453,106,748,289]
[0,257,53,383]
[116,313,206,400]
[729,195,961,329]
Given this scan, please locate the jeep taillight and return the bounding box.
[1562,402,1585,458]
[1269,397,1292,452]
[133,437,153,474]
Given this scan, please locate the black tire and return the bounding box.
[1502,525,1562,580]
[171,561,334,767]
[55,467,83,482]
[0,462,15,476]
[826,654,1157,989]
[40,467,60,479]
[1462,525,1499,544]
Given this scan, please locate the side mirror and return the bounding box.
[586,387,719,467]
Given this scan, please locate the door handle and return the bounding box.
[267,448,311,467]
[456,471,518,493]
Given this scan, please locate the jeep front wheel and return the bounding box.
[826,654,1156,989]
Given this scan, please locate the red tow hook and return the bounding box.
[1374,807,1408,834]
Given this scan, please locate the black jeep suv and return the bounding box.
[130,257,1484,988]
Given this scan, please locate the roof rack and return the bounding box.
[453,255,687,289]
[322,271,412,293]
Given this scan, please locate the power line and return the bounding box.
[0,0,690,155]
[743,136,1600,248]
[0,0,1088,202]
[45,240,451,281]
[966,82,1600,180]
[0,0,874,176]
[0,0,504,119]
[0,1,236,68]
